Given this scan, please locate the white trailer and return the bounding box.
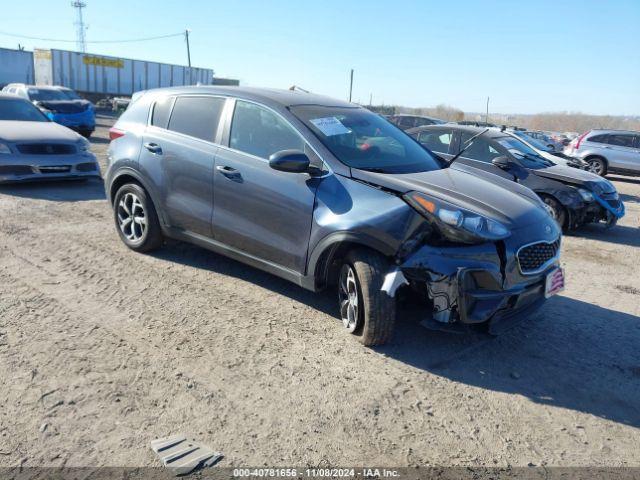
[0,47,35,86]
[34,48,213,96]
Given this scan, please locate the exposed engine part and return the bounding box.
[427,280,458,323]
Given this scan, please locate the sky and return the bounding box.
[2,0,639,115]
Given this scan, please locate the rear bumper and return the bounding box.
[0,153,100,183]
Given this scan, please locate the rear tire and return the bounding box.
[113,183,163,253]
[586,156,607,176]
[338,249,396,346]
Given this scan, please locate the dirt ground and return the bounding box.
[0,114,639,469]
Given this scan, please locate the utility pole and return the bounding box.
[348,69,354,103]
[369,92,373,106]
[71,1,87,53]
[485,96,490,125]
[185,29,192,83]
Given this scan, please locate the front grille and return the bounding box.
[75,162,97,172]
[517,239,560,274]
[0,165,33,175]
[37,166,71,174]
[16,143,76,155]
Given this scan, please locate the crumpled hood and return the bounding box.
[0,120,82,143]
[532,164,617,195]
[351,164,550,228]
[35,100,90,114]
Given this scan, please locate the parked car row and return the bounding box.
[1,83,96,138]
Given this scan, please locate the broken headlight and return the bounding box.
[577,188,594,202]
[403,191,510,244]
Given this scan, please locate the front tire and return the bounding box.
[338,249,396,346]
[113,183,163,252]
[542,196,567,230]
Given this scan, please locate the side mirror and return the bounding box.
[492,156,510,169]
[269,150,310,173]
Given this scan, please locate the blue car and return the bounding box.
[1,84,95,138]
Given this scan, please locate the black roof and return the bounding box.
[406,124,510,138]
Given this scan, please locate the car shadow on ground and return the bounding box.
[89,136,111,145]
[0,177,106,202]
[381,296,640,428]
[619,192,640,204]
[576,224,640,248]
[150,242,337,317]
[608,175,640,185]
[152,241,640,428]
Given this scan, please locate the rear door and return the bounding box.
[605,133,640,172]
[139,94,225,237]
[212,99,318,273]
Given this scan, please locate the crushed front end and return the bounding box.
[395,214,563,334]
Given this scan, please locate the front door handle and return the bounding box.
[216,165,242,180]
[144,142,162,154]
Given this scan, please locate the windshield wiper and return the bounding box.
[448,128,490,163]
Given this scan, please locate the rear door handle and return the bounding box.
[216,165,242,180]
[144,142,162,154]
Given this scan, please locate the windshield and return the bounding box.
[59,89,81,100]
[0,97,49,122]
[496,136,554,169]
[513,131,552,152]
[290,106,442,173]
[27,88,69,102]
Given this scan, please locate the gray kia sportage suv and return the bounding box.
[105,87,564,345]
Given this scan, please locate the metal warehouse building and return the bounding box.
[0,47,35,85]
[34,48,214,96]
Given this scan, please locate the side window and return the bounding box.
[587,134,608,143]
[418,130,452,154]
[414,117,433,128]
[460,134,502,163]
[151,96,174,128]
[230,100,305,159]
[167,96,225,142]
[607,134,635,148]
[398,116,414,128]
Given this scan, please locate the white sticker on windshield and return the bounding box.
[310,117,351,136]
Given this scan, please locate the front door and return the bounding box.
[212,100,318,273]
[453,132,516,180]
[605,133,640,172]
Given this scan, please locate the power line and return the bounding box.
[0,30,185,44]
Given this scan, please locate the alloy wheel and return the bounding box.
[338,264,360,333]
[588,159,604,176]
[117,192,147,242]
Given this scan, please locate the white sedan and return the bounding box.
[0,93,99,183]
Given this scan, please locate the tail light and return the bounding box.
[109,127,125,141]
[575,131,589,150]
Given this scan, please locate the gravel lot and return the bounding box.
[1,114,639,468]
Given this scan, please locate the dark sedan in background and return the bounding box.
[409,125,625,230]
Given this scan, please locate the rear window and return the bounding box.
[151,96,174,128]
[607,134,635,148]
[587,134,608,143]
[418,130,452,154]
[167,96,225,142]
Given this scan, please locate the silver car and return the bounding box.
[565,129,640,177]
[0,93,99,183]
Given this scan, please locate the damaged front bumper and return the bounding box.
[395,223,561,334]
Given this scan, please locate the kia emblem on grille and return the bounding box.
[545,225,552,234]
